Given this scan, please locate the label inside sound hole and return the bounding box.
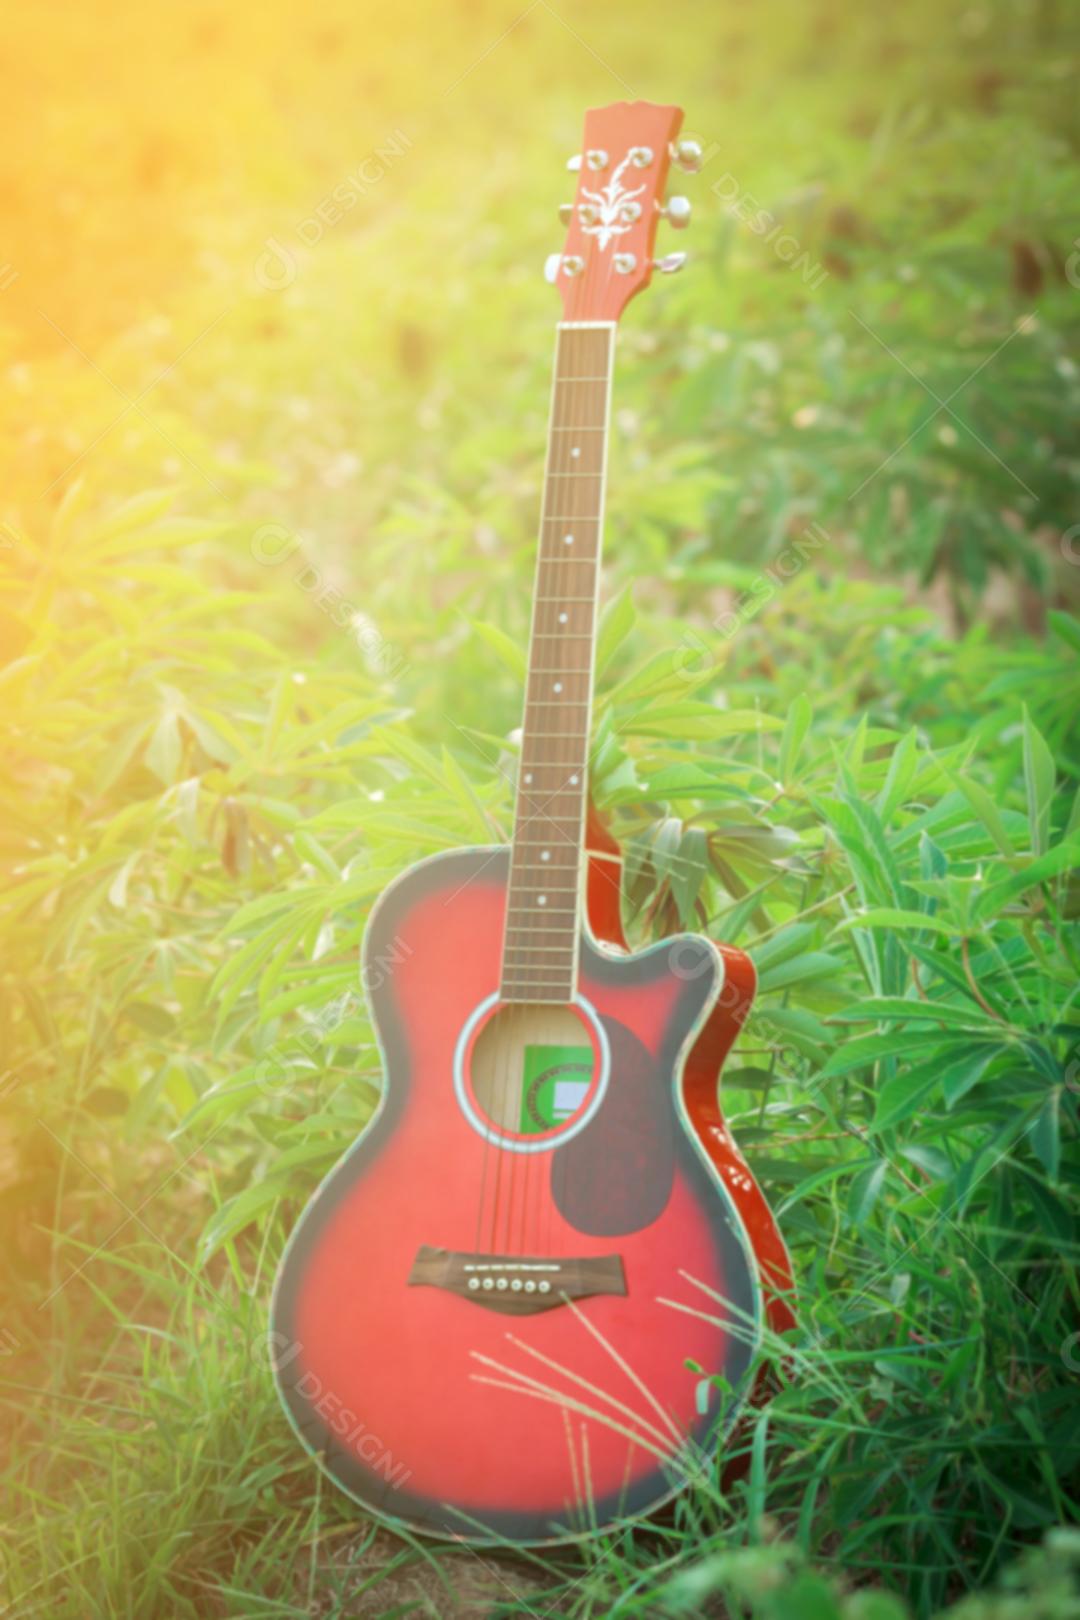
[519,1045,593,1134]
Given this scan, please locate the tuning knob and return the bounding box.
[670,138,704,174]
[653,251,687,274]
[545,253,584,281]
[558,203,573,225]
[661,195,692,228]
[567,149,608,172]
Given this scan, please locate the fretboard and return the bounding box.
[499,323,615,1004]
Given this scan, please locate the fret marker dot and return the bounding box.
[563,534,574,546]
[558,612,568,624]
[571,446,581,458]
[540,850,551,861]
[553,681,563,693]
[524,773,533,785]
[537,895,547,906]
[569,774,580,786]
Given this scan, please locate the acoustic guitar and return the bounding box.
[271,99,795,1546]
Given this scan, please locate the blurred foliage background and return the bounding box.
[1,0,1079,1616]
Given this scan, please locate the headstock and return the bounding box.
[546,101,701,323]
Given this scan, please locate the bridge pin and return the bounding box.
[468,1277,480,1290]
[524,1280,536,1292]
[538,1280,551,1294]
[482,1278,495,1290]
[511,1278,523,1290]
[496,1277,509,1290]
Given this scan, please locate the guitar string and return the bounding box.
[554,251,611,1260]
[480,242,617,1261]
[517,316,580,1260]
[488,317,571,1259]
[539,313,592,1260]
[544,255,612,1260]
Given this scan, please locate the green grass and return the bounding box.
[2,0,1080,1614]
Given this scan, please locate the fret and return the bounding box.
[503,916,580,928]
[523,703,590,714]
[514,803,585,813]
[519,730,588,740]
[508,816,582,829]
[500,984,577,996]
[501,964,577,978]
[518,764,587,774]
[501,984,579,997]
[510,859,577,868]
[551,425,605,432]
[554,374,609,382]
[508,887,582,900]
[502,972,576,983]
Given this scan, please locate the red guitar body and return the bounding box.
[271,824,795,1545]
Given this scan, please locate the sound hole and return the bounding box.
[469,1001,599,1141]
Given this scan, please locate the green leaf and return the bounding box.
[871,1058,944,1132]
[755,951,844,993]
[595,584,636,677]
[941,1045,1002,1107]
[848,1159,887,1225]
[470,618,527,681]
[834,907,963,937]
[972,841,1080,922]
[1029,1089,1061,1181]
[197,1180,283,1265]
[875,728,918,824]
[871,1044,1003,1128]
[1022,705,1056,857]
[145,708,183,785]
[627,704,782,741]
[952,772,1016,858]
[828,997,997,1028]
[779,694,812,782]
[122,1002,176,1036]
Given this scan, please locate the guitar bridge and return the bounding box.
[407,1246,626,1314]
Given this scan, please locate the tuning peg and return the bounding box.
[545,252,584,283]
[558,203,573,225]
[670,138,704,174]
[661,195,692,228]
[567,149,608,172]
[653,251,688,274]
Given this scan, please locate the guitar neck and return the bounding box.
[499,321,616,1004]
